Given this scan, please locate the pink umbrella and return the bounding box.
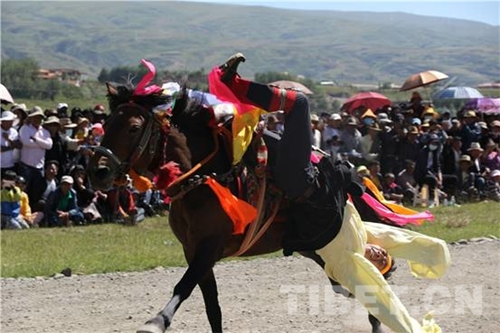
[341,92,391,114]
[464,98,500,115]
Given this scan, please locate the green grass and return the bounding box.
[1,202,499,278]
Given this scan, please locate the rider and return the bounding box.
[218,53,443,333]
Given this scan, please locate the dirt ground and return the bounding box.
[1,239,499,333]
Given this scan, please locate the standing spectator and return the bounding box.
[56,102,69,118]
[398,126,421,164]
[1,111,22,176]
[11,104,28,131]
[359,122,381,164]
[19,107,53,204]
[378,116,399,175]
[45,175,84,227]
[1,170,29,229]
[43,116,69,176]
[310,114,322,148]
[442,136,462,175]
[414,134,443,203]
[447,118,462,137]
[92,104,107,124]
[322,113,342,149]
[339,117,362,158]
[460,111,481,153]
[409,91,424,118]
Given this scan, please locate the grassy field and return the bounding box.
[1,201,498,278]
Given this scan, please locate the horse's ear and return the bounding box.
[106,82,118,96]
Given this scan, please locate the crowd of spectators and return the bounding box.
[2,92,500,229]
[1,103,166,230]
[269,93,500,207]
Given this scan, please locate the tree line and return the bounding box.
[2,58,339,112]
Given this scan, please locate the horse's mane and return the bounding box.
[106,83,171,113]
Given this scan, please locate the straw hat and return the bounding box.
[28,106,45,118]
[0,110,17,122]
[459,155,472,164]
[467,142,483,152]
[463,110,477,118]
[43,116,61,126]
[59,117,77,129]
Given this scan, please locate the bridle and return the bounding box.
[94,103,163,184]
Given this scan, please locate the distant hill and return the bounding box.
[1,1,498,86]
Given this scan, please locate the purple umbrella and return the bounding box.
[464,98,500,115]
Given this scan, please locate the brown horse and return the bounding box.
[87,82,386,333]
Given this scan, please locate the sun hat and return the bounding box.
[330,113,341,121]
[310,114,319,122]
[478,121,488,130]
[490,169,500,178]
[28,106,46,118]
[467,142,483,152]
[11,103,27,114]
[77,117,90,126]
[43,116,61,126]
[459,155,472,164]
[61,175,74,185]
[408,126,420,135]
[59,117,77,129]
[346,117,358,126]
[361,109,376,119]
[0,110,17,121]
[428,133,440,142]
[412,118,422,126]
[368,123,381,131]
[463,110,477,118]
[57,102,69,110]
[490,120,500,128]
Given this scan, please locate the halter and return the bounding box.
[96,103,162,184]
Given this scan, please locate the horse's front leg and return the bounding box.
[137,238,222,333]
[199,268,222,333]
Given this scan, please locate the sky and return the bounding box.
[183,0,500,26]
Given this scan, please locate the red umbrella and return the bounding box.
[342,92,391,114]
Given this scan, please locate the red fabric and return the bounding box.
[208,67,255,115]
[155,161,183,190]
[205,177,257,234]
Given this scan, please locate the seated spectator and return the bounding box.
[43,116,70,176]
[339,117,362,162]
[368,160,383,191]
[105,175,143,225]
[33,160,59,212]
[486,169,500,202]
[481,139,500,172]
[456,155,478,202]
[382,173,404,204]
[468,142,488,198]
[396,160,418,204]
[414,134,442,201]
[325,135,343,164]
[1,170,29,229]
[15,176,44,227]
[44,175,84,227]
[70,165,103,224]
[490,120,500,145]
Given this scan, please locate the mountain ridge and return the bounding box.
[1,1,498,86]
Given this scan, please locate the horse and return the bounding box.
[87,80,387,333]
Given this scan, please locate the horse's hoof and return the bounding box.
[136,323,163,333]
[219,52,246,83]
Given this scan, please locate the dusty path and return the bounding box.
[2,239,499,333]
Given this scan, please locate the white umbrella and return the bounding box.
[434,86,484,99]
[0,83,14,104]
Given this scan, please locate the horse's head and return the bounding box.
[88,83,166,190]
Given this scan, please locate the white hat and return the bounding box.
[57,102,69,110]
[0,111,17,121]
[162,82,181,96]
[61,175,74,185]
[329,113,341,121]
[490,169,500,178]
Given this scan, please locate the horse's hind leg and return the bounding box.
[199,268,222,332]
[137,239,221,333]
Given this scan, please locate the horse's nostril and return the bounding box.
[95,166,111,180]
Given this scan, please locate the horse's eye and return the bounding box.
[129,126,141,134]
